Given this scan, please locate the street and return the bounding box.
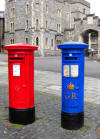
[0,54,100,78]
[34,56,100,78]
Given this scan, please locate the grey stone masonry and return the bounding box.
[5,0,70,56]
[6,0,100,56]
[69,0,90,7]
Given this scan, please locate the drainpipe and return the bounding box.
[98,31,100,59]
[88,33,91,50]
[40,0,44,56]
[69,4,72,29]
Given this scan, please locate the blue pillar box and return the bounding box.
[58,42,88,130]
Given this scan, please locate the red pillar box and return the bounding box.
[4,44,38,125]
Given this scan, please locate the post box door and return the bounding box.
[8,55,30,108]
[62,54,83,113]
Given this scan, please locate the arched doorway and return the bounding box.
[82,29,98,56]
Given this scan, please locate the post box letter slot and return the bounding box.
[64,57,77,60]
[9,57,24,63]
[9,57,23,60]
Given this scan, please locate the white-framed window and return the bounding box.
[57,24,61,33]
[35,0,39,6]
[57,24,59,32]
[57,9,61,17]
[46,4,48,13]
[83,8,86,14]
[36,19,39,29]
[25,38,29,44]
[59,24,61,33]
[10,22,14,32]
[51,39,54,50]
[46,38,49,49]
[26,3,29,15]
[25,20,29,31]
[36,37,39,46]
[10,7,15,18]
[46,20,48,30]
[10,38,14,44]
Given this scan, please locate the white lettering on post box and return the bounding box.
[13,64,20,77]
[71,65,78,77]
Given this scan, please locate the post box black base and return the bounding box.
[61,112,84,130]
[9,107,35,125]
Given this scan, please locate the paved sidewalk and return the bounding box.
[34,70,100,105]
[0,63,100,138]
[1,65,100,105]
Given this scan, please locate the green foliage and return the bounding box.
[80,125,91,131]
[9,123,23,129]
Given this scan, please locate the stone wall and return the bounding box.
[5,0,100,56]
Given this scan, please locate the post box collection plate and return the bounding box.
[13,64,20,76]
[64,65,79,77]
[64,65,69,77]
[71,65,78,77]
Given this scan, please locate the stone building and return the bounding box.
[5,0,100,56]
[0,11,4,53]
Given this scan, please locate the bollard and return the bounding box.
[58,42,88,130]
[4,43,38,125]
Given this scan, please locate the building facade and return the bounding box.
[5,0,100,56]
[0,11,4,53]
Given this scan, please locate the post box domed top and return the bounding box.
[58,42,88,49]
[4,43,38,51]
